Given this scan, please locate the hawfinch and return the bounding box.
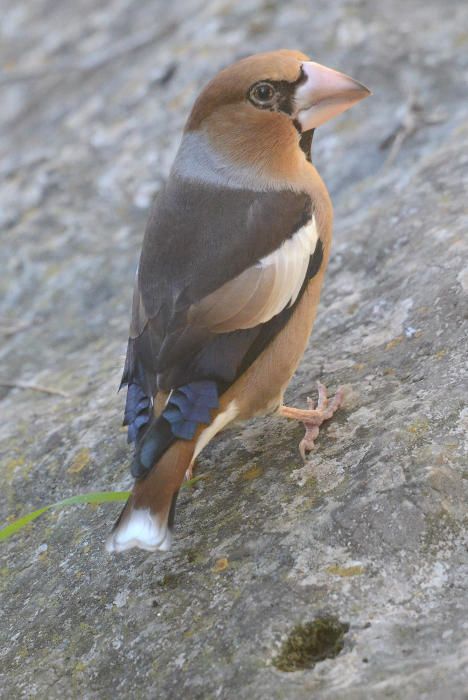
[106,50,370,553]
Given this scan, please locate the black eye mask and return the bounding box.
[247,66,307,115]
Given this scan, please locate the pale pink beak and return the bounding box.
[294,61,371,131]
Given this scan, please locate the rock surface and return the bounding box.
[1,0,467,698]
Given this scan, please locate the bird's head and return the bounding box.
[179,50,370,189]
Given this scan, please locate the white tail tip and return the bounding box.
[105,508,172,553]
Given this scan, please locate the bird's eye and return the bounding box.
[250,82,275,106]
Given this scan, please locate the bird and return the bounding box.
[106,49,370,553]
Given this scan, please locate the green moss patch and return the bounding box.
[273,616,349,672]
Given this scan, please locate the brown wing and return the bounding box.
[122,176,314,397]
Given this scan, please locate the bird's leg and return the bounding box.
[279,382,344,460]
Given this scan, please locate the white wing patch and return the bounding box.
[256,215,318,316]
[188,216,318,333]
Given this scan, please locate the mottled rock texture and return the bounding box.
[1,1,467,698]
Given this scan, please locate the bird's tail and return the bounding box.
[106,380,219,553]
[106,438,195,553]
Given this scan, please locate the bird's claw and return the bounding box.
[280,381,344,461]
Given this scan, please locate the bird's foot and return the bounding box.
[279,381,344,460]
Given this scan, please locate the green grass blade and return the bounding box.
[54,491,131,507]
[0,506,52,541]
[0,491,130,542]
[0,474,208,542]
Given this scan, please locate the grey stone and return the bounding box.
[1,0,467,698]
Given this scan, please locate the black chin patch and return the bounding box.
[299,129,314,162]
